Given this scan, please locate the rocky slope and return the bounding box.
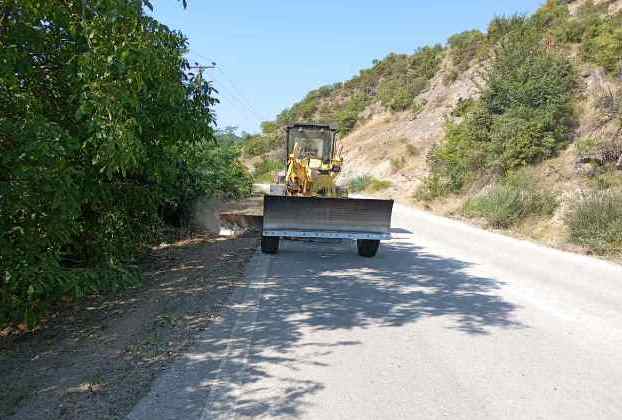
[246,0,622,255]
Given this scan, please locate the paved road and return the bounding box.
[128,203,622,420]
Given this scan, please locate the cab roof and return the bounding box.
[286,123,337,132]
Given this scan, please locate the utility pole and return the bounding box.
[189,62,216,84]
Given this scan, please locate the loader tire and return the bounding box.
[261,235,280,254]
[357,239,380,257]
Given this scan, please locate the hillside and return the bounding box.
[244,0,622,257]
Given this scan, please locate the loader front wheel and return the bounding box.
[357,239,380,257]
[261,236,280,254]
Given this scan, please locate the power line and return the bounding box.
[215,66,268,122]
[191,51,268,123]
[214,75,265,124]
[208,72,263,128]
[186,60,260,129]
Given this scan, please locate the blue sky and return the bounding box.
[151,0,545,134]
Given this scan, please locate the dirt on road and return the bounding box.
[0,233,258,420]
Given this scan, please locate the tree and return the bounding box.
[0,0,251,327]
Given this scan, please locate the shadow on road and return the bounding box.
[157,239,524,418]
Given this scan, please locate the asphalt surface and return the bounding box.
[128,203,622,420]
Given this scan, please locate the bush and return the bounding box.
[451,98,476,118]
[337,95,370,134]
[448,30,487,71]
[414,174,452,201]
[464,172,558,228]
[565,191,622,255]
[349,176,373,193]
[411,100,425,117]
[593,170,622,191]
[253,159,283,182]
[391,157,406,172]
[487,15,527,44]
[575,136,601,157]
[405,144,419,157]
[580,11,622,75]
[368,179,392,192]
[428,19,575,192]
[0,1,251,328]
[378,77,427,112]
[428,106,491,192]
[348,176,391,193]
[243,134,280,157]
[593,87,622,122]
[443,68,460,86]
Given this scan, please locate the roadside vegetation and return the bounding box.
[565,191,622,255]
[414,2,621,253]
[349,176,392,193]
[414,0,622,256]
[1,0,252,328]
[242,0,622,257]
[423,13,576,197]
[463,172,558,228]
[253,159,283,183]
[243,45,444,154]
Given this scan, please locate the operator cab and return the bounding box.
[286,123,338,164]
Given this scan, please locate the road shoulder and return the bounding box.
[0,234,257,420]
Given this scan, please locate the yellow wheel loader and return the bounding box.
[261,123,393,257]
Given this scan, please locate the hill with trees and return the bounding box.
[245,0,622,258]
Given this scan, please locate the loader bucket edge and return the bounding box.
[262,195,393,240]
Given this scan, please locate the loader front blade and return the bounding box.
[262,195,393,240]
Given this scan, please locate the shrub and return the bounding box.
[448,30,487,71]
[0,1,251,328]
[429,19,575,193]
[575,136,601,157]
[443,68,460,86]
[483,29,575,120]
[487,109,560,170]
[451,98,476,118]
[348,176,391,193]
[593,87,622,122]
[593,170,622,191]
[580,12,622,75]
[253,159,283,182]
[428,106,491,192]
[349,176,373,193]
[411,100,425,117]
[337,94,370,134]
[565,191,622,255]
[487,15,527,44]
[414,174,452,201]
[464,172,558,228]
[378,77,427,112]
[243,133,281,157]
[532,0,572,34]
[391,157,406,172]
[368,179,392,192]
[405,144,419,157]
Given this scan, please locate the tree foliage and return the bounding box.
[447,30,487,72]
[0,0,251,327]
[426,15,576,193]
[253,46,444,139]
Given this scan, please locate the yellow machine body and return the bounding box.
[220,123,393,257]
[284,125,344,197]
